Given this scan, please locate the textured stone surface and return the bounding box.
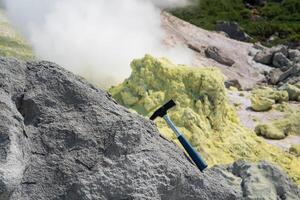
[268,65,300,85]
[227,160,300,200]
[272,52,291,68]
[288,49,300,62]
[205,46,235,66]
[254,49,273,65]
[0,57,299,199]
[216,21,250,41]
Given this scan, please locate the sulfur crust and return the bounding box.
[250,86,289,112]
[109,55,300,185]
[290,145,300,157]
[255,111,300,140]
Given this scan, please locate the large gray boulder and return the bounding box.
[0,57,299,199]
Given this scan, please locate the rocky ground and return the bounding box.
[162,12,300,90]
[1,57,300,199]
[228,90,300,151]
[162,11,300,155]
[162,12,270,90]
[0,7,300,199]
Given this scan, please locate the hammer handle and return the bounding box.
[178,134,208,172]
[162,115,207,172]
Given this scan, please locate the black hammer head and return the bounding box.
[150,100,176,120]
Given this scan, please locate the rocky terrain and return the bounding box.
[1,57,300,199]
[162,12,300,90]
[162,12,270,90]
[0,2,300,199]
[0,52,299,200]
[162,11,300,155]
[109,55,300,185]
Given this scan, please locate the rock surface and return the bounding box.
[205,46,235,66]
[109,55,300,185]
[162,12,268,90]
[253,45,300,85]
[254,49,273,65]
[1,57,300,199]
[272,52,291,68]
[216,21,250,41]
[215,160,300,200]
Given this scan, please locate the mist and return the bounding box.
[3,0,193,88]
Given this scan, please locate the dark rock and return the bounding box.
[225,79,242,90]
[268,63,300,84]
[205,46,235,66]
[254,49,273,65]
[272,52,291,68]
[216,21,250,41]
[254,45,289,66]
[288,49,300,62]
[0,57,299,199]
[271,45,288,57]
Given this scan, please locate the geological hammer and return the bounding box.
[150,100,207,172]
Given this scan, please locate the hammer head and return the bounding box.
[150,100,176,120]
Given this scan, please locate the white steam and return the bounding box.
[3,0,193,87]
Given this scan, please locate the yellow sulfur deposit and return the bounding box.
[109,55,300,184]
[255,111,300,139]
[250,86,289,112]
[282,84,300,102]
[290,145,300,157]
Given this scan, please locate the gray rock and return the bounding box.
[0,57,239,200]
[205,46,235,66]
[268,63,300,85]
[271,45,288,57]
[288,49,300,62]
[254,49,273,65]
[272,52,291,68]
[0,57,299,199]
[228,160,300,200]
[254,45,289,66]
[216,21,250,41]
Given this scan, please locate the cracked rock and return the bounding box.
[0,57,299,199]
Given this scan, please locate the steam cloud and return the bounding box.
[3,0,193,87]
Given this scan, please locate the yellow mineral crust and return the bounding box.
[290,144,300,157]
[251,86,289,112]
[109,55,300,184]
[255,111,300,139]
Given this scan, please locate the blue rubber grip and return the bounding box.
[178,135,208,172]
